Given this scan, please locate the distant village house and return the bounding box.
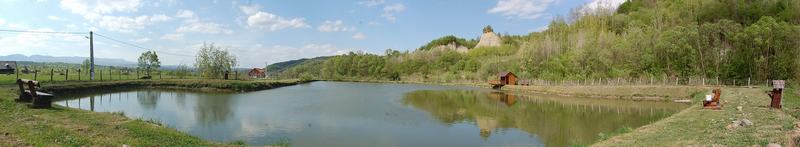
[248,68,266,79]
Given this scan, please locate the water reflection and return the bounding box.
[402,90,685,146]
[195,94,235,126]
[57,89,237,127]
[53,82,686,146]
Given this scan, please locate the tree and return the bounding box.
[137,51,161,76]
[195,43,238,78]
[175,64,191,78]
[483,25,494,33]
[81,59,91,73]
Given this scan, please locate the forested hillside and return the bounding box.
[279,0,800,83]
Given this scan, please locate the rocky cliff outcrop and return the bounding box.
[475,25,502,48]
[432,42,469,53]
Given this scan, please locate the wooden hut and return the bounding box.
[497,72,518,85]
[247,68,266,79]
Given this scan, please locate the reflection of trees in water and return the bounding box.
[402,90,681,146]
[194,94,235,126]
[137,90,161,109]
[174,92,187,108]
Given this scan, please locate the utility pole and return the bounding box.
[90,31,95,80]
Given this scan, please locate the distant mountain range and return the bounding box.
[0,54,137,67]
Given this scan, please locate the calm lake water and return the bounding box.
[55,81,687,146]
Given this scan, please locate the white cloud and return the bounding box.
[488,0,556,20]
[381,3,405,22]
[160,33,183,41]
[60,0,143,20]
[133,37,150,43]
[580,0,626,13]
[239,5,260,15]
[357,0,385,7]
[96,14,171,32]
[177,21,232,34]
[175,9,195,18]
[245,11,310,31]
[352,32,366,40]
[317,20,355,32]
[47,16,66,21]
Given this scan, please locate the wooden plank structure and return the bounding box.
[703,88,722,110]
[767,80,785,109]
[16,79,53,108]
[489,72,518,89]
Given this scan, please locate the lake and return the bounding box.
[55,81,687,146]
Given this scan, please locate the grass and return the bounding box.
[0,79,305,146]
[593,87,799,146]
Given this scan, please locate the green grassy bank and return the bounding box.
[594,87,800,146]
[0,79,305,146]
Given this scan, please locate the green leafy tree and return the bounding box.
[195,43,238,78]
[137,51,161,76]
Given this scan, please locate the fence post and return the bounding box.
[136,70,139,79]
[50,69,54,82]
[34,70,37,80]
[78,70,81,81]
[99,70,102,81]
[675,77,678,85]
[109,69,112,80]
[65,69,69,81]
[747,77,751,87]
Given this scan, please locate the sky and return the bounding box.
[0,0,624,67]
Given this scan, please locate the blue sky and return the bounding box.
[0,0,623,67]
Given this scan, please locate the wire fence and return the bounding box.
[518,77,781,87]
[0,68,266,85]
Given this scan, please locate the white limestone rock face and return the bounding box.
[475,32,501,48]
[433,42,469,53]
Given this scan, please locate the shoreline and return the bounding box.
[324,79,710,101]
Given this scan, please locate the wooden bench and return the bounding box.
[16,79,53,108]
[703,88,722,110]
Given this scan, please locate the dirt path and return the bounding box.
[594,87,798,146]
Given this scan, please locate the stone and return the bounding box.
[737,106,743,111]
[766,143,781,147]
[741,119,753,126]
[727,119,754,130]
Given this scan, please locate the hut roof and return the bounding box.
[497,71,513,77]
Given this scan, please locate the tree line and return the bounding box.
[279,0,799,84]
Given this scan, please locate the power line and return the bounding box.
[0,29,84,35]
[93,32,196,57]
